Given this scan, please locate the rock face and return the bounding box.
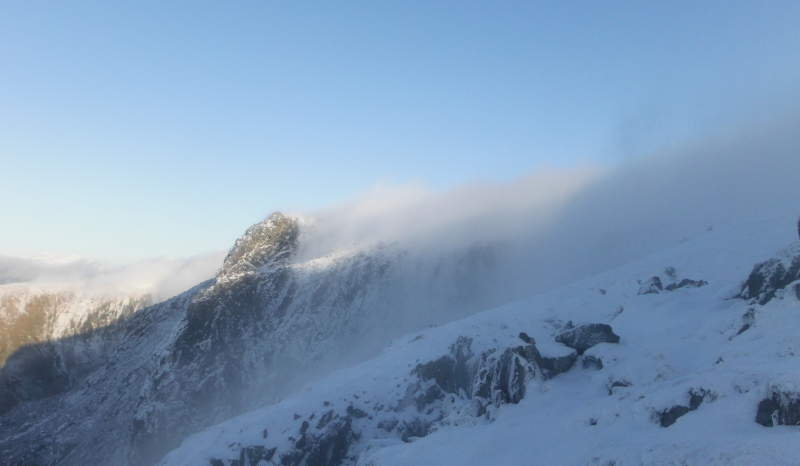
[756,389,800,427]
[664,279,708,291]
[0,213,507,466]
[555,323,620,355]
[738,243,800,305]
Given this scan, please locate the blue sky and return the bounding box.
[2,1,799,263]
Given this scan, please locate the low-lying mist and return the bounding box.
[0,250,226,303]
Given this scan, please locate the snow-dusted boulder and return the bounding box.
[656,389,714,427]
[638,276,663,295]
[555,324,620,355]
[756,389,800,427]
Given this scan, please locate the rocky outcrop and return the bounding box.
[756,389,800,427]
[738,244,800,305]
[200,333,576,466]
[555,324,620,355]
[639,276,707,295]
[664,279,708,291]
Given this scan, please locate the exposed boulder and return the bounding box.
[538,351,578,379]
[638,277,663,295]
[657,389,713,427]
[412,336,541,408]
[555,324,620,355]
[738,244,800,305]
[755,389,800,427]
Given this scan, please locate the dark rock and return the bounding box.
[413,335,546,411]
[279,415,354,466]
[738,249,800,305]
[664,279,708,291]
[346,405,368,419]
[471,345,540,405]
[378,418,398,432]
[736,308,756,336]
[756,390,800,427]
[518,332,535,345]
[246,445,274,464]
[638,277,663,295]
[411,336,474,395]
[658,389,712,427]
[582,355,603,370]
[606,380,631,395]
[659,405,691,427]
[316,410,335,430]
[399,418,429,442]
[555,324,620,355]
[539,351,578,378]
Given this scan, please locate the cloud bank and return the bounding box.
[298,114,800,305]
[0,250,226,303]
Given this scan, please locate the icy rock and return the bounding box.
[657,389,712,427]
[412,335,546,409]
[664,278,708,291]
[638,277,663,295]
[411,336,474,396]
[555,324,620,355]
[738,244,800,305]
[755,390,800,427]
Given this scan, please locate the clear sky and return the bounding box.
[2,1,799,263]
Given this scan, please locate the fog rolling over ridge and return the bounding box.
[1,117,799,466]
[300,116,800,311]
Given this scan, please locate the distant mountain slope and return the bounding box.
[158,212,800,466]
[0,285,153,415]
[0,251,225,417]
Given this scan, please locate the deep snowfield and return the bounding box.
[159,208,800,466]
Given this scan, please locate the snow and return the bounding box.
[158,209,800,465]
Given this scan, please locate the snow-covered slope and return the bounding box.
[159,210,800,466]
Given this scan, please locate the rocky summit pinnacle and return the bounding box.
[217,212,300,282]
